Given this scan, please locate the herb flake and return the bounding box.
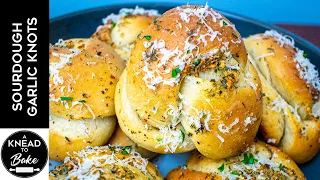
[231,171,238,175]
[60,96,73,101]
[180,130,185,143]
[144,35,152,40]
[218,164,224,172]
[78,100,86,103]
[222,20,227,25]
[303,53,308,58]
[172,68,181,77]
[279,163,283,169]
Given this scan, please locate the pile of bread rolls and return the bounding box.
[49,4,319,180]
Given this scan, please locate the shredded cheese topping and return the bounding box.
[102,6,160,24]
[311,101,320,117]
[218,118,239,134]
[263,30,294,48]
[267,138,277,144]
[270,95,301,121]
[263,30,320,91]
[60,146,149,180]
[140,4,242,90]
[154,126,186,153]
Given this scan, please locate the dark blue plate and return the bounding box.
[49,3,320,179]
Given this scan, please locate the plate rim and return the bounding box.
[49,1,320,54]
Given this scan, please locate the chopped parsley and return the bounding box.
[112,22,116,28]
[108,146,115,153]
[194,60,200,66]
[180,130,185,143]
[156,137,162,142]
[231,171,238,175]
[154,20,158,24]
[78,100,86,103]
[121,146,132,155]
[222,20,227,25]
[172,68,181,77]
[303,53,308,58]
[217,163,224,172]
[144,35,151,40]
[125,12,130,15]
[187,50,190,53]
[242,153,257,164]
[60,96,73,101]
[279,163,283,169]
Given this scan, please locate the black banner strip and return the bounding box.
[3,0,49,128]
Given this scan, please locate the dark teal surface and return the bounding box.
[49,3,320,179]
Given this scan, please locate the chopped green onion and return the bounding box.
[78,100,86,103]
[60,96,73,101]
[187,50,190,53]
[218,164,224,172]
[180,130,185,143]
[144,35,151,40]
[156,137,162,142]
[121,146,131,155]
[112,22,116,28]
[154,20,158,24]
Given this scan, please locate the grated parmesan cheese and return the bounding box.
[216,134,224,142]
[71,101,96,119]
[263,30,294,48]
[62,146,149,179]
[218,118,239,134]
[244,116,257,127]
[102,6,160,24]
[267,138,277,144]
[311,101,320,117]
[154,126,186,153]
[263,30,320,91]
[293,49,320,91]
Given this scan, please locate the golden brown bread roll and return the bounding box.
[244,30,320,163]
[92,7,160,62]
[49,38,125,161]
[50,38,125,119]
[49,145,163,180]
[108,125,158,159]
[116,4,262,159]
[166,141,305,180]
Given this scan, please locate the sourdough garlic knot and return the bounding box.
[115,4,263,159]
[245,30,320,163]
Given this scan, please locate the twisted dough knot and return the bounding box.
[116,5,263,159]
[49,39,125,161]
[245,30,320,163]
[166,141,305,180]
[49,146,163,180]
